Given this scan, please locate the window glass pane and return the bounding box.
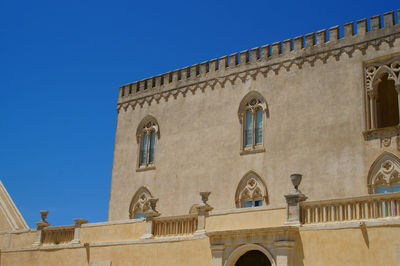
[254,200,263,207]
[245,111,253,146]
[255,109,263,145]
[140,134,148,165]
[149,131,156,163]
[391,184,400,192]
[243,201,253,208]
[134,213,146,219]
[376,186,390,194]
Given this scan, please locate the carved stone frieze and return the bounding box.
[117,24,400,113]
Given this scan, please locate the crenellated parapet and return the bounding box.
[117,10,400,112]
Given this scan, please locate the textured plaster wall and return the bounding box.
[80,221,145,243]
[1,237,211,266]
[206,208,286,232]
[109,39,400,221]
[297,226,400,266]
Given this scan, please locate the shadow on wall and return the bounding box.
[294,233,305,266]
[360,222,369,248]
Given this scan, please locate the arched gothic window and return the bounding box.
[238,91,268,154]
[136,115,160,170]
[367,152,400,194]
[364,57,400,140]
[235,171,268,208]
[129,186,153,219]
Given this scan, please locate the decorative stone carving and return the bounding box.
[363,57,400,138]
[235,171,268,208]
[129,187,153,219]
[368,152,400,193]
[117,28,400,113]
[136,115,160,144]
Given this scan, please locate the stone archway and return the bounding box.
[225,244,276,266]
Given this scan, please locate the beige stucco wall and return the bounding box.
[1,220,399,266]
[297,226,400,266]
[80,220,145,243]
[1,237,211,266]
[206,207,286,232]
[108,36,400,221]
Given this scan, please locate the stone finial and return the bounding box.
[195,192,214,235]
[40,210,49,222]
[285,174,307,225]
[290,173,303,192]
[198,192,213,212]
[36,210,50,229]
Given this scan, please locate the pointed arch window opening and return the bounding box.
[235,171,268,209]
[368,153,400,216]
[239,92,267,153]
[139,129,156,167]
[363,57,400,140]
[136,116,159,170]
[129,187,153,219]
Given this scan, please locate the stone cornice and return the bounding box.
[117,11,400,113]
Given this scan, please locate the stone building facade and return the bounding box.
[1,10,400,266]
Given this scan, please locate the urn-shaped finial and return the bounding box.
[200,192,211,205]
[40,210,49,222]
[290,174,303,191]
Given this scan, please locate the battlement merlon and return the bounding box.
[117,10,400,110]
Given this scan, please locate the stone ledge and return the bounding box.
[362,125,400,140]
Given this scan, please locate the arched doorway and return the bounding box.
[235,250,271,266]
[225,244,276,266]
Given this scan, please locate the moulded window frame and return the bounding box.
[136,115,160,172]
[238,92,268,155]
[362,55,400,141]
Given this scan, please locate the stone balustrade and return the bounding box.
[152,214,198,237]
[300,192,400,224]
[41,226,75,245]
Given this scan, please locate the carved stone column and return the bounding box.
[195,192,213,235]
[284,174,307,225]
[396,85,400,122]
[71,218,88,244]
[140,198,160,239]
[210,244,224,266]
[273,240,295,266]
[33,211,49,247]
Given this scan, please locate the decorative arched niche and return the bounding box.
[367,152,400,194]
[238,91,268,154]
[363,56,400,140]
[129,186,153,219]
[235,171,269,208]
[136,115,160,170]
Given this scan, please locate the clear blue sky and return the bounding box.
[0,1,398,227]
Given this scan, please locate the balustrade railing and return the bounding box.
[153,214,198,237]
[301,192,400,224]
[41,226,75,245]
